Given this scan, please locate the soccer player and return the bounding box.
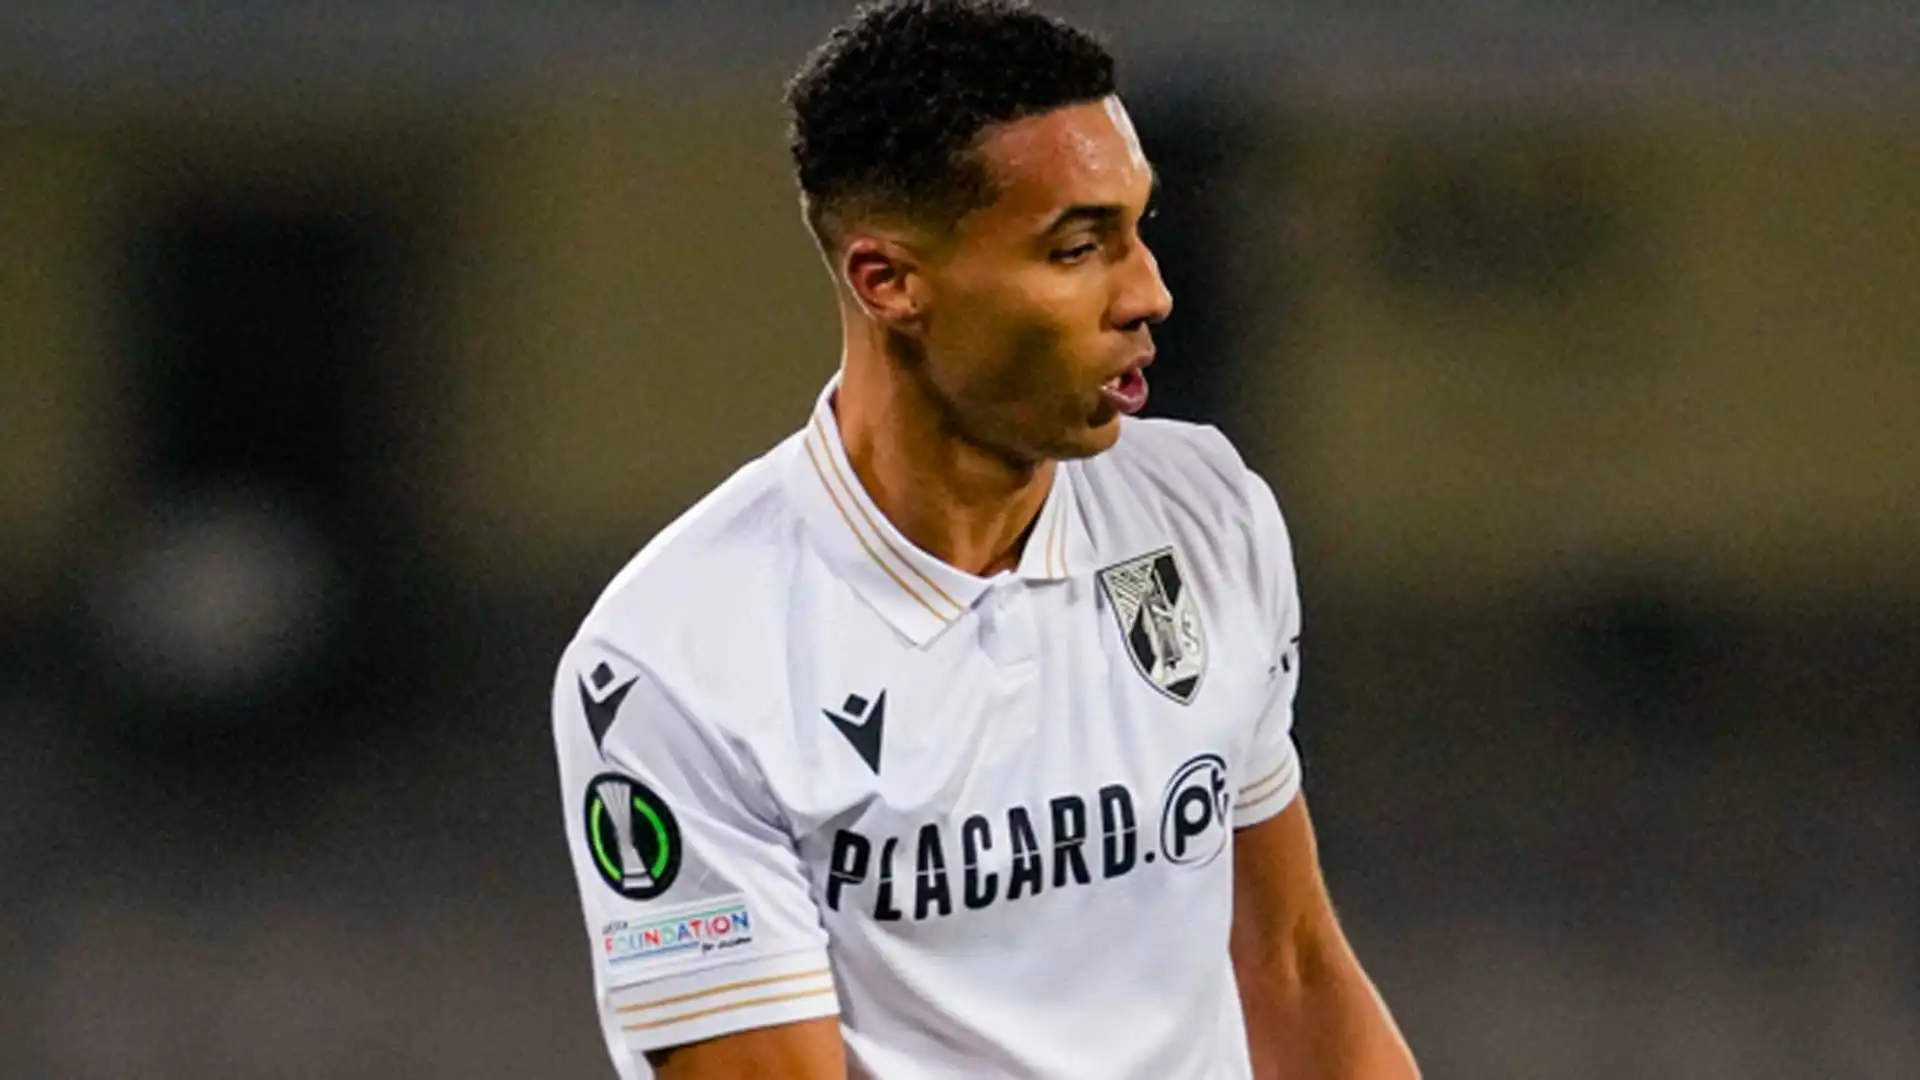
[551,2,1420,1077]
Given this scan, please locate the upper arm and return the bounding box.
[1229,795,1345,1079]
[552,636,845,1074]
[1230,795,1335,977]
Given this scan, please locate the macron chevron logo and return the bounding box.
[823,690,886,775]
[579,662,637,752]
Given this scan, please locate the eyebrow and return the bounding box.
[1039,168,1161,237]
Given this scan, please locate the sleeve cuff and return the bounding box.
[608,946,839,1053]
[1233,736,1301,828]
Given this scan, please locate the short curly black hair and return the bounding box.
[785,0,1117,247]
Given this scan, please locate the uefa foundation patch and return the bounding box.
[600,896,756,973]
[584,772,682,900]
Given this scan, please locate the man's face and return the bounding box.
[909,96,1172,463]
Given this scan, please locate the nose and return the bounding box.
[1112,239,1173,332]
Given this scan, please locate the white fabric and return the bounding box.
[552,379,1304,1079]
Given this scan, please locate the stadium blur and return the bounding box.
[1,2,1914,1077]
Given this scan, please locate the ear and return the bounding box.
[841,235,927,331]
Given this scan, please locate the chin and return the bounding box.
[1050,413,1123,460]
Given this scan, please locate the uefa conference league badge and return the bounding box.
[584,772,682,901]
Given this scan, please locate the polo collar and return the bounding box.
[787,376,1097,647]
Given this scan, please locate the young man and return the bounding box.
[551,2,1420,1077]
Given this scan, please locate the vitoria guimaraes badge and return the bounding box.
[583,772,682,900]
[1097,546,1207,704]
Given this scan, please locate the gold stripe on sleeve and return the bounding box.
[1237,760,1289,795]
[1234,759,1296,809]
[621,986,838,1033]
[614,966,834,1015]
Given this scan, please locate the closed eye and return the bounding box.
[1050,242,1099,264]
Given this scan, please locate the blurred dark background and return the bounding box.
[2,2,1915,1077]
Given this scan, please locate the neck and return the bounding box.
[833,324,1053,579]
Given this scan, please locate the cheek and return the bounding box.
[927,262,1111,416]
[986,312,1092,410]
[933,289,1067,395]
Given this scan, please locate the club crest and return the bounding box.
[1097,547,1206,704]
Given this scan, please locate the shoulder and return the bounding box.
[1077,416,1265,535]
[1074,417,1296,611]
[561,434,808,731]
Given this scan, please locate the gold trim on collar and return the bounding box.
[803,433,954,624]
[1045,494,1063,577]
[810,412,964,616]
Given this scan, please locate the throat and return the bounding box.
[848,433,1053,578]
[902,472,1051,579]
[831,369,1054,578]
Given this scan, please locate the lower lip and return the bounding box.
[1101,368,1150,416]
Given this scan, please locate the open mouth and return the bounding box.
[1099,365,1151,416]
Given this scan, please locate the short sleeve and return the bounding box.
[1233,471,1304,828]
[552,635,839,1062]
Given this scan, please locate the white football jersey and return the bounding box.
[552,378,1304,1079]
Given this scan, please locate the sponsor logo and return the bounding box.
[584,772,682,900]
[602,899,754,967]
[1158,753,1231,868]
[823,754,1230,922]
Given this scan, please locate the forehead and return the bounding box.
[967,97,1153,227]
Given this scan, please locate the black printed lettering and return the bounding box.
[1049,794,1092,888]
[826,829,871,912]
[1006,806,1044,901]
[913,822,953,920]
[1099,784,1137,878]
[961,813,998,909]
[873,836,903,921]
